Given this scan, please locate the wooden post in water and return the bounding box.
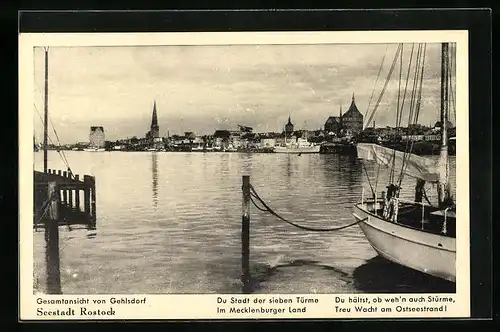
[45,181,61,294]
[75,175,80,210]
[90,176,96,230]
[83,175,91,222]
[241,175,251,293]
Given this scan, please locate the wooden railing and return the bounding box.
[34,169,96,230]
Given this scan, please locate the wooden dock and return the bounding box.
[34,168,97,294]
[34,169,96,230]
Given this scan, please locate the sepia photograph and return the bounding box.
[19,30,470,319]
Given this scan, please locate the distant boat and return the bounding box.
[352,42,456,282]
[83,147,106,152]
[274,137,320,154]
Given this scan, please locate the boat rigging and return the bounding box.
[353,42,456,282]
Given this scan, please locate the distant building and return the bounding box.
[324,105,343,134]
[341,93,364,135]
[89,126,105,148]
[145,100,160,142]
[260,138,277,148]
[213,130,231,149]
[324,94,364,136]
[284,115,294,135]
[144,100,163,149]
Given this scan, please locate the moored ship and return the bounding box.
[352,42,456,282]
[274,137,320,154]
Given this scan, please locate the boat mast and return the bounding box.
[43,47,49,173]
[438,42,451,207]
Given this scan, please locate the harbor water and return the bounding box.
[33,151,456,294]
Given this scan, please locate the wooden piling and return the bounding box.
[83,175,91,222]
[75,175,80,210]
[63,171,67,178]
[90,176,96,230]
[45,181,61,294]
[241,175,251,293]
[57,170,62,176]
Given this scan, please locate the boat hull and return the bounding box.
[353,203,456,282]
[83,148,105,152]
[274,146,320,154]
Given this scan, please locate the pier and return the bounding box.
[34,168,96,294]
[34,169,96,231]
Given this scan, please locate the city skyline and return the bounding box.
[33,43,455,144]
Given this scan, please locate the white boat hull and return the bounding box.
[274,146,320,154]
[83,148,105,152]
[353,203,456,282]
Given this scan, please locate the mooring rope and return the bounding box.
[249,193,270,212]
[249,184,366,232]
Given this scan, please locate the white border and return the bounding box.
[19,31,470,320]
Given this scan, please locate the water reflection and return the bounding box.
[286,154,292,179]
[151,152,158,208]
[243,259,352,294]
[352,256,456,293]
[33,151,457,294]
[343,155,362,190]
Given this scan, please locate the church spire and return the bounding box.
[352,92,355,103]
[151,100,158,128]
[149,100,159,138]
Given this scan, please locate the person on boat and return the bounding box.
[415,179,425,203]
[414,179,434,206]
[383,184,400,222]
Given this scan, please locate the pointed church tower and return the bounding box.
[343,92,363,135]
[150,100,159,138]
[285,114,294,135]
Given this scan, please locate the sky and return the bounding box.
[32,43,456,144]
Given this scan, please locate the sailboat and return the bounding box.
[352,42,456,282]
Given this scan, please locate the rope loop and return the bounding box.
[248,184,366,232]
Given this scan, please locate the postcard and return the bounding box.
[19,30,470,320]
